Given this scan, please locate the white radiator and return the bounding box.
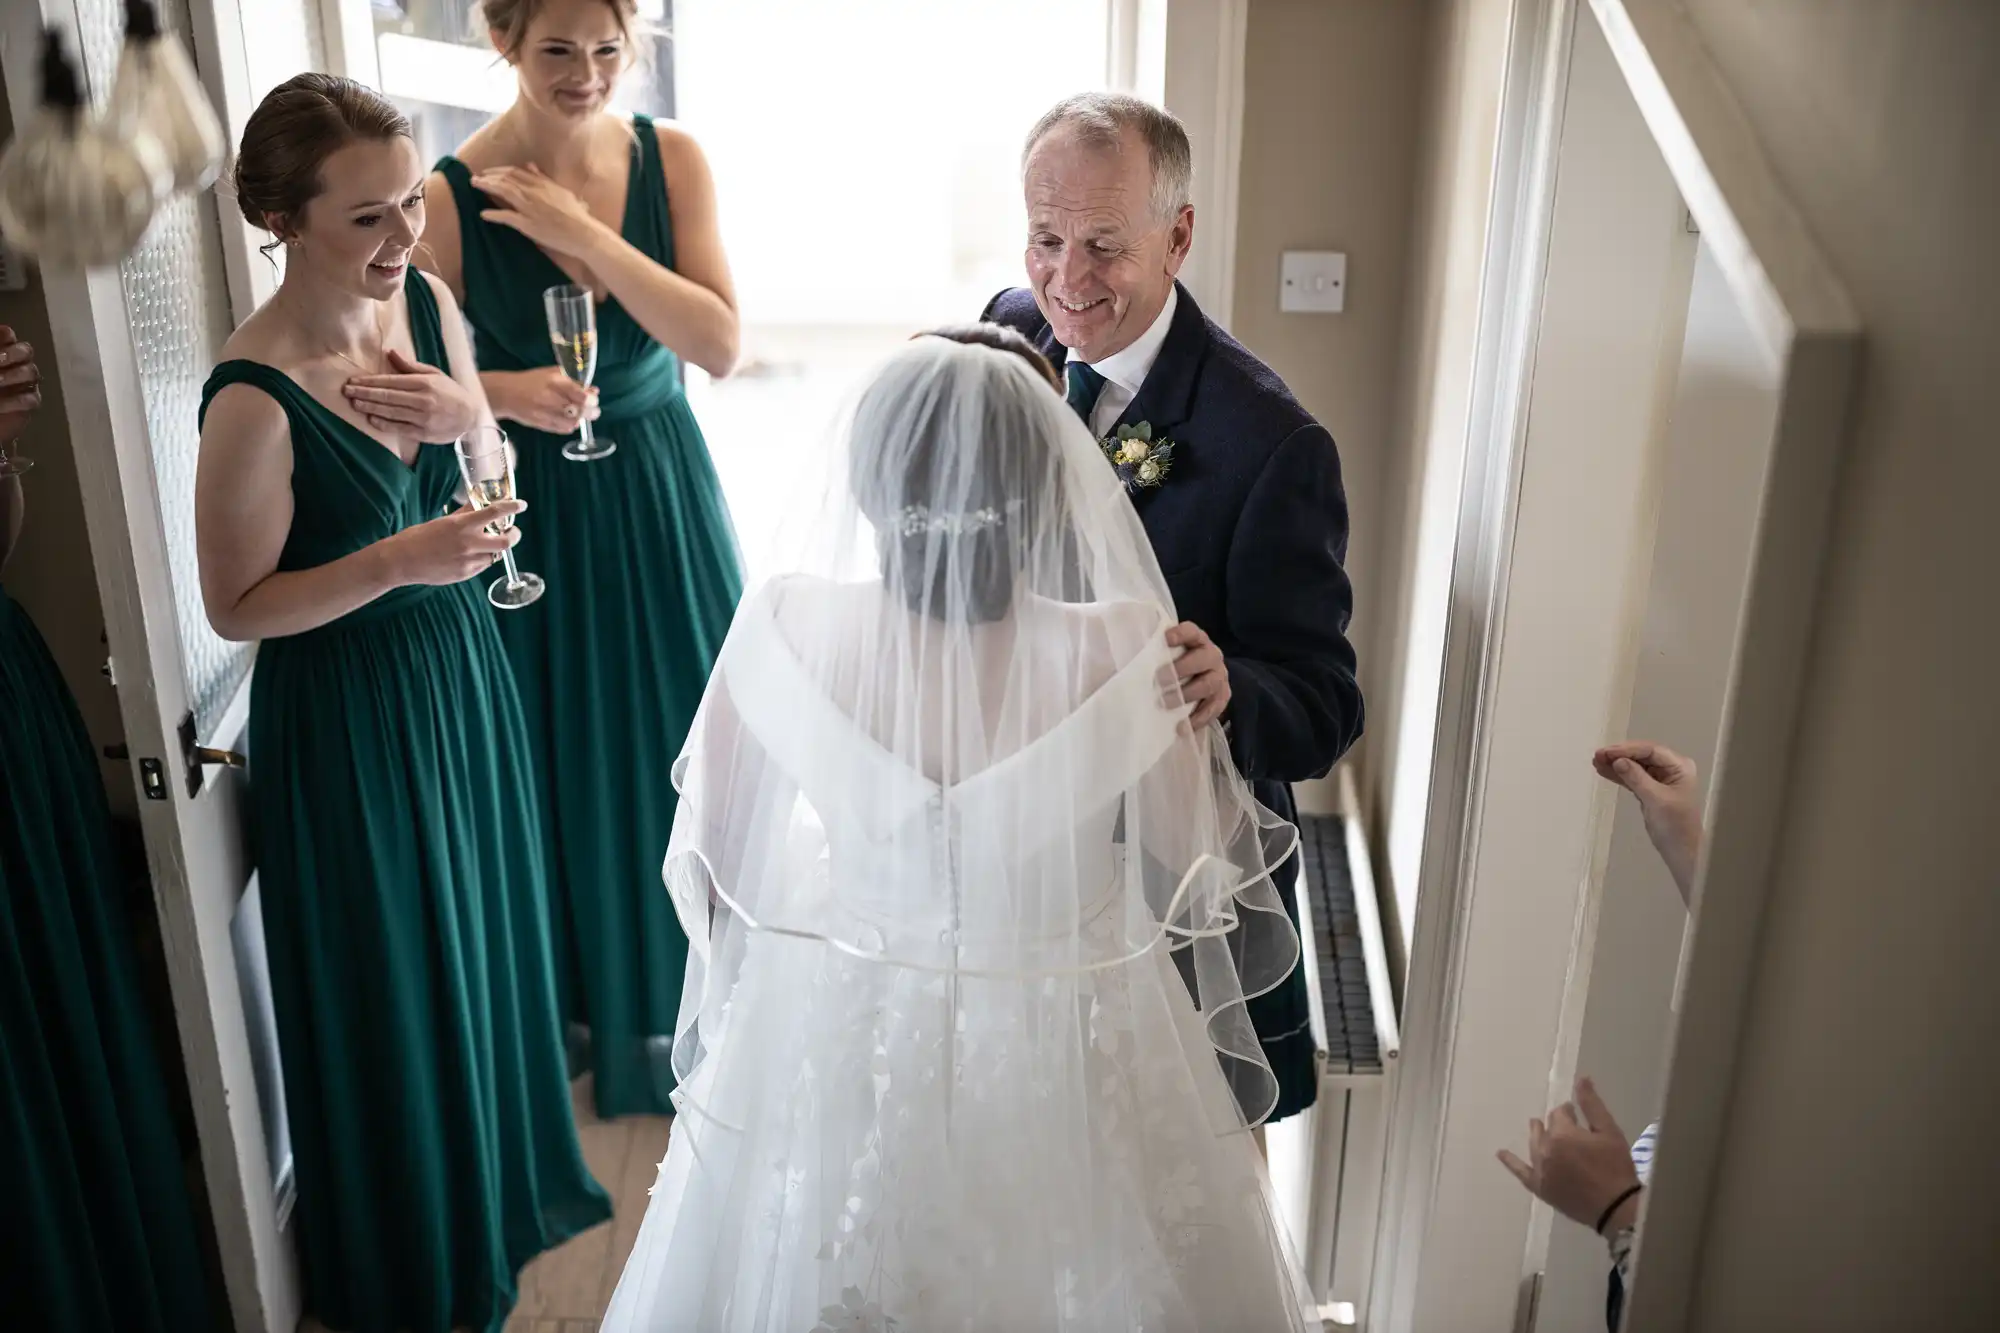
[1268,767,1400,1329]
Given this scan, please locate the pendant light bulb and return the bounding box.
[107,0,226,194]
[0,29,164,269]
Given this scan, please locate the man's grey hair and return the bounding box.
[1022,92,1193,225]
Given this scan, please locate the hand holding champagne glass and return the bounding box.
[543,282,616,462]
[455,426,545,609]
[0,325,40,477]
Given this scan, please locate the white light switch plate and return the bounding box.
[1280,251,1346,313]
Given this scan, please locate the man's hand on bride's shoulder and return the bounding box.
[1166,621,1231,730]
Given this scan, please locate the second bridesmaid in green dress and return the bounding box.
[417,0,744,1119]
[197,75,609,1332]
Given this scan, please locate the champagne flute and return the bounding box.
[0,439,29,477]
[454,426,545,610]
[543,282,616,462]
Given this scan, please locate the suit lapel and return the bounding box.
[1113,286,1208,518]
[1028,284,1210,515]
[1114,283,1207,440]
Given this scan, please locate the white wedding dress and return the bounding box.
[601,338,1318,1332]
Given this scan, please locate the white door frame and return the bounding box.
[1594,1,1860,1325]
[315,0,378,90]
[1,2,305,1328]
[1105,0,1248,327]
[1370,0,1862,1329]
[1367,0,1581,1321]
[182,0,273,319]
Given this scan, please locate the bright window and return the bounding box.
[678,0,1113,580]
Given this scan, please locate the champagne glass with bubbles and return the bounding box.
[455,426,545,609]
[543,282,616,462]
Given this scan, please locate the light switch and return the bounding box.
[1280,251,1346,314]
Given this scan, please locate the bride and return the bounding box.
[602,328,1318,1331]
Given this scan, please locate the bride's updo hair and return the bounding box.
[918,324,1061,389]
[850,326,1068,625]
[228,73,409,252]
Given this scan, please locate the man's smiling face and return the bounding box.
[1023,125,1192,364]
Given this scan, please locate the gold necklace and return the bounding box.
[288,288,390,375]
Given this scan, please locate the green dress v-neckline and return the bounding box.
[439,118,646,313]
[238,362,428,473]
[205,270,465,596]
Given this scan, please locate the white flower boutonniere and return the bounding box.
[1100,422,1178,493]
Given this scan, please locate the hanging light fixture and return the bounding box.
[107,0,225,193]
[0,29,164,269]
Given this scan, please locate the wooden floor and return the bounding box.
[502,1079,673,1333]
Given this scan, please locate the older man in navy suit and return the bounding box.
[982,93,1363,1124]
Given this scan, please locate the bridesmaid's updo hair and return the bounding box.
[228,73,410,253]
[482,0,644,64]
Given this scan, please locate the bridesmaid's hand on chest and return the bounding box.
[343,348,482,445]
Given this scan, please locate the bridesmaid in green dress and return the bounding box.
[413,0,743,1119]
[0,333,216,1330]
[195,75,608,1332]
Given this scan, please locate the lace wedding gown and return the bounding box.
[601,336,1318,1332]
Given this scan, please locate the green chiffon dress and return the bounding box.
[436,115,742,1118]
[0,584,216,1330]
[199,270,610,1333]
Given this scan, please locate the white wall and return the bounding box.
[1632,1,2000,1327]
[1538,236,1781,1332]
[1232,0,1431,824]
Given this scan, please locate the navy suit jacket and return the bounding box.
[981,283,1364,824]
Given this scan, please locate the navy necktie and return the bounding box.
[1064,360,1107,426]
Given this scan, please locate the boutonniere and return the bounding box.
[1100,422,1178,492]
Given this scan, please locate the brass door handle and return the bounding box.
[175,713,246,798]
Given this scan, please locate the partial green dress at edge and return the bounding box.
[0,585,217,1331]
[199,269,610,1333]
[437,113,742,1119]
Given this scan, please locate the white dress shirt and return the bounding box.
[1078,286,1179,438]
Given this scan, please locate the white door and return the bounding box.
[0,0,319,1327]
